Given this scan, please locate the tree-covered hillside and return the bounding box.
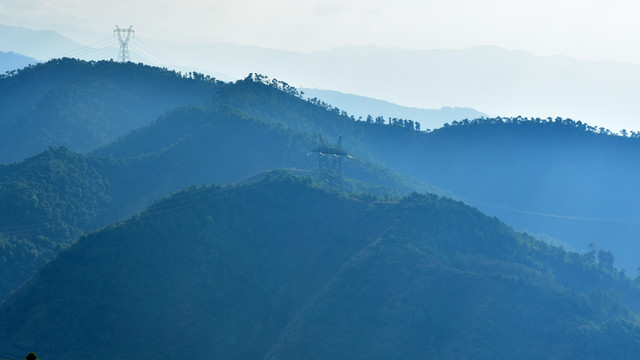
[2,60,640,359]
[94,104,443,202]
[0,147,122,299]
[186,75,640,271]
[1,175,638,359]
[0,105,439,301]
[0,58,222,162]
[4,58,639,271]
[358,117,640,271]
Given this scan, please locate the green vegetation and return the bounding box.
[0,105,438,300]
[202,76,640,271]
[0,58,222,162]
[2,60,640,359]
[1,175,639,359]
[0,147,120,298]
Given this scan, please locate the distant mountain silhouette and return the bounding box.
[0,50,37,73]
[301,88,484,130]
[0,24,87,61]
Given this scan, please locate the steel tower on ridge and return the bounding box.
[114,25,135,62]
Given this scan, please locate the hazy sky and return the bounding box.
[2,0,640,63]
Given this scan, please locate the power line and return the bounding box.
[481,202,640,224]
[133,38,183,70]
[48,36,115,61]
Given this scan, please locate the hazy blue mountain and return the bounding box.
[96,40,640,133]
[211,84,640,274]
[0,102,440,301]
[0,15,117,49]
[90,41,640,132]
[93,104,443,208]
[0,50,37,74]
[118,74,640,272]
[302,88,484,130]
[194,76,640,271]
[3,59,629,272]
[0,24,84,61]
[357,117,640,271]
[0,175,638,359]
[0,60,448,302]
[1,58,640,359]
[0,147,122,299]
[0,22,234,79]
[0,58,222,162]
[3,58,640,298]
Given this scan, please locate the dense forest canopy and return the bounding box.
[0,101,439,301]
[0,58,223,163]
[1,175,640,359]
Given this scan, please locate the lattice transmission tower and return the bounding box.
[310,135,353,190]
[114,25,135,62]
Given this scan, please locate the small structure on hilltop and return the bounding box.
[114,25,135,62]
[309,135,353,188]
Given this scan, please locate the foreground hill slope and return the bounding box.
[0,58,222,162]
[1,175,639,359]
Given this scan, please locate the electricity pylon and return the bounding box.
[309,135,353,190]
[114,25,134,62]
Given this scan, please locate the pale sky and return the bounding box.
[2,0,640,64]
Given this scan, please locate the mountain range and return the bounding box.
[0,60,444,302]
[301,88,485,130]
[1,58,640,358]
[0,50,37,74]
[0,24,99,62]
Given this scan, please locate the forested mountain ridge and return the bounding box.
[162,74,640,271]
[0,147,121,298]
[4,58,630,270]
[0,58,222,162]
[364,117,640,270]
[1,175,639,359]
[3,59,640,271]
[2,59,640,358]
[0,104,440,301]
[93,104,442,198]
